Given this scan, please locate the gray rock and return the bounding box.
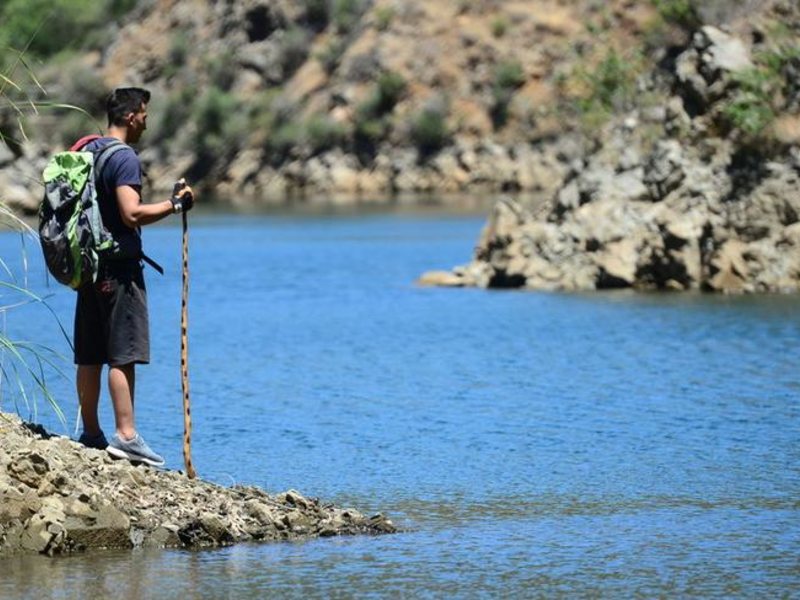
[0,141,15,166]
[697,26,753,76]
[644,140,685,201]
[8,453,50,489]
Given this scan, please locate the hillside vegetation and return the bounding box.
[1,0,796,212]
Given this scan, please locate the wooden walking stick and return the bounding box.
[180,193,197,479]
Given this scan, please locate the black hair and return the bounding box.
[106,87,151,126]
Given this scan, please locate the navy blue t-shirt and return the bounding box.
[83,137,143,259]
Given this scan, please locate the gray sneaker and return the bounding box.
[78,430,108,450]
[107,433,165,467]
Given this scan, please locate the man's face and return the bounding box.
[127,102,148,143]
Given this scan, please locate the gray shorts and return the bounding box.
[74,260,150,366]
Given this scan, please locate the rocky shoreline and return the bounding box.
[0,412,395,557]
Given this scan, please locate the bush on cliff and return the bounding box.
[491,60,526,129]
[722,44,800,139]
[352,71,407,160]
[333,0,368,34]
[652,0,699,29]
[0,0,136,61]
[190,87,247,173]
[410,107,450,159]
[307,115,348,154]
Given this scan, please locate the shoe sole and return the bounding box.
[107,445,165,467]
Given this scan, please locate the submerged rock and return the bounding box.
[0,412,395,557]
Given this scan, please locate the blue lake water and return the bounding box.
[1,212,799,597]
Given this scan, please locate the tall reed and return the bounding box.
[0,49,76,428]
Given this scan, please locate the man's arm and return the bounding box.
[116,184,194,228]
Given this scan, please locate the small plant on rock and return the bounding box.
[410,106,450,159]
[723,68,775,137]
[316,37,347,74]
[306,115,348,154]
[374,6,395,31]
[652,0,699,29]
[491,16,509,38]
[491,60,526,129]
[190,86,246,170]
[722,44,800,139]
[266,120,304,163]
[333,0,364,34]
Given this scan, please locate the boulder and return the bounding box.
[417,270,466,287]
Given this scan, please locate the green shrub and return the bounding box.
[491,16,509,38]
[154,85,196,143]
[266,121,304,162]
[491,61,526,129]
[306,115,347,154]
[316,37,347,74]
[410,108,449,157]
[358,71,406,120]
[168,32,190,68]
[723,93,774,137]
[758,45,800,77]
[107,0,137,17]
[375,6,395,31]
[568,49,641,129]
[333,0,363,34]
[495,61,526,90]
[58,62,108,115]
[281,27,311,78]
[204,51,237,91]
[194,88,234,136]
[652,0,699,28]
[58,111,95,146]
[354,116,386,142]
[376,71,406,111]
[192,87,245,159]
[0,0,136,61]
[722,67,777,137]
[587,50,636,110]
[248,89,281,135]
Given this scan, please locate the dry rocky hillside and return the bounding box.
[1,0,798,292]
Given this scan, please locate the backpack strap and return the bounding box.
[69,134,102,152]
[92,140,128,180]
[88,140,166,277]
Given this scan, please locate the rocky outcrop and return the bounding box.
[419,23,800,294]
[421,138,800,292]
[0,413,395,557]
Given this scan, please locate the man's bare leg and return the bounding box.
[77,364,103,435]
[109,363,136,440]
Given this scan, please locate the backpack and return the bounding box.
[39,136,127,289]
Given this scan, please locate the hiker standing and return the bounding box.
[75,87,194,466]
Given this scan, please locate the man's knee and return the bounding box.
[77,364,103,377]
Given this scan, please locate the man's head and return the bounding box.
[106,87,150,143]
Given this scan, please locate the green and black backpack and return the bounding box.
[39,135,126,289]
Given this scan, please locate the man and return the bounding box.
[75,87,194,466]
